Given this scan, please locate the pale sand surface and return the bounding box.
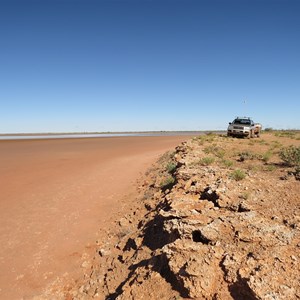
[0,135,193,299]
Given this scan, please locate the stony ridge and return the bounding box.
[46,132,300,300]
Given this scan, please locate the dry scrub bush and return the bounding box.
[199,156,215,166]
[275,131,298,139]
[238,151,257,161]
[230,169,246,181]
[194,133,217,145]
[222,159,234,168]
[204,145,225,158]
[279,146,300,166]
[264,165,276,172]
[262,151,273,162]
[160,175,175,189]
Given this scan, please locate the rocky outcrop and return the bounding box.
[121,136,300,299]
[56,134,300,299]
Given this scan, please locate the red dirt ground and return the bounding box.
[0,136,192,299]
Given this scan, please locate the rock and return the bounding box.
[163,240,224,298]
[98,248,111,257]
[119,217,129,227]
[81,260,90,269]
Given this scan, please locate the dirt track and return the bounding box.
[0,136,192,299]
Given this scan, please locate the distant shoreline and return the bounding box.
[0,130,221,136]
[0,131,226,140]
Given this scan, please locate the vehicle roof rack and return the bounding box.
[236,116,251,119]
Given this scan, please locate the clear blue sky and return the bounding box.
[0,0,299,133]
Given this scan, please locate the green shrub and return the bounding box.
[262,151,273,162]
[195,133,217,143]
[203,145,214,154]
[166,162,177,173]
[275,131,297,139]
[160,175,175,189]
[246,164,259,172]
[199,156,215,166]
[265,165,276,172]
[238,151,256,161]
[279,146,300,166]
[215,149,225,158]
[230,169,246,181]
[222,159,234,168]
[203,145,225,158]
[270,140,282,150]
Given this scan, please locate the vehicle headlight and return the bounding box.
[244,127,250,131]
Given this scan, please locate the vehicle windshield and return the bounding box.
[233,119,251,125]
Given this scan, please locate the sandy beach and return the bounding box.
[0,135,192,299]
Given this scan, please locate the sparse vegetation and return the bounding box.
[270,140,282,150]
[274,130,300,140]
[230,169,246,181]
[198,156,215,166]
[157,150,178,190]
[194,133,217,144]
[264,127,273,132]
[246,164,260,172]
[262,151,273,162]
[240,192,250,200]
[258,139,269,145]
[204,145,225,158]
[279,145,300,166]
[194,132,299,178]
[264,165,276,172]
[238,151,257,161]
[158,151,175,165]
[160,175,175,189]
[166,162,177,173]
[275,131,295,137]
[215,149,226,159]
[205,132,216,136]
[221,159,234,168]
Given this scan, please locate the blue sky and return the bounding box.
[0,0,299,133]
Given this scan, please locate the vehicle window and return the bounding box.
[234,119,251,125]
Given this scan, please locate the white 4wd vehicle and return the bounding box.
[227,117,262,138]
